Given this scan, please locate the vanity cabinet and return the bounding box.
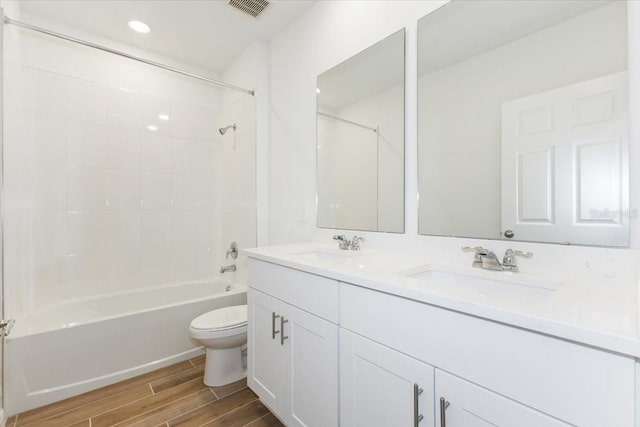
[248,259,339,427]
[340,329,435,427]
[246,256,636,427]
[435,370,569,427]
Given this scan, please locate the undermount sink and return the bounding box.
[292,249,361,264]
[403,265,563,301]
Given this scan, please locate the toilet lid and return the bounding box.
[191,305,247,330]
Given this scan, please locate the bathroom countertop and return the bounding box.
[244,243,640,358]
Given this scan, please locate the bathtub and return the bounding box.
[5,280,247,415]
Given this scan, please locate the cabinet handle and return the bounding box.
[280,316,289,345]
[439,397,450,427]
[413,383,424,426]
[272,312,280,339]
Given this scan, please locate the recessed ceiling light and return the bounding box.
[128,20,150,34]
[158,114,170,121]
[147,125,158,131]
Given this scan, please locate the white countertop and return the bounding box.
[244,243,640,358]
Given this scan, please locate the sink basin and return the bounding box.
[404,265,563,301]
[293,249,358,264]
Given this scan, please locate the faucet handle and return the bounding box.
[502,249,533,272]
[350,235,364,251]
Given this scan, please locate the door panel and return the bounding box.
[340,329,435,427]
[289,307,338,427]
[435,370,569,427]
[502,72,628,245]
[247,289,287,412]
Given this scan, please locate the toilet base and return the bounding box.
[203,346,246,387]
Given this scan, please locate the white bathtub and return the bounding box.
[5,280,247,415]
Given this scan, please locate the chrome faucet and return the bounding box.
[333,235,364,250]
[462,246,532,272]
[333,235,351,250]
[350,236,364,251]
[220,264,236,274]
[221,241,239,274]
[501,249,533,272]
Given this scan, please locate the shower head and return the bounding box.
[219,124,237,135]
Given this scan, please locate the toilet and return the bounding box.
[189,304,248,387]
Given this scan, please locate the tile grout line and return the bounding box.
[209,388,219,400]
[242,413,270,427]
[164,393,223,426]
[19,384,159,427]
[17,366,194,427]
[109,386,210,427]
[197,399,259,427]
[149,383,155,395]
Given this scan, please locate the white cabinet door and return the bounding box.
[340,329,435,427]
[288,306,338,427]
[435,370,569,427]
[501,72,628,246]
[248,289,289,413]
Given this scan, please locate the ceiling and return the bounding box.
[19,0,315,72]
[418,0,612,75]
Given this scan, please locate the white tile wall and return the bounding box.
[3,20,257,321]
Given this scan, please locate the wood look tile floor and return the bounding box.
[5,355,284,427]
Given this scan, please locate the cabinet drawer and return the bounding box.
[248,259,339,323]
[340,283,635,427]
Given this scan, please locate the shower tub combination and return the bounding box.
[5,280,247,415]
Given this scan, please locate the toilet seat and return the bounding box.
[189,305,247,339]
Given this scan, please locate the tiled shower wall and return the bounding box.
[3,22,255,320]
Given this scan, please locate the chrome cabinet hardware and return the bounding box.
[413,383,424,426]
[502,249,534,272]
[504,229,515,239]
[439,397,450,427]
[0,319,15,337]
[280,317,289,345]
[272,312,280,339]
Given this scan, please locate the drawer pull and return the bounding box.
[272,312,280,339]
[280,316,289,345]
[413,383,424,426]
[440,397,450,427]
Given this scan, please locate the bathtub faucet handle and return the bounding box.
[226,242,239,260]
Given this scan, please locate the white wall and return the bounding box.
[268,0,640,289]
[418,2,627,239]
[2,10,229,320]
[269,1,445,244]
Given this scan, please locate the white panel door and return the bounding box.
[502,72,628,246]
[247,289,289,414]
[288,306,338,427]
[340,329,435,427]
[435,370,570,427]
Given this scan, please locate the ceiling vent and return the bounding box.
[228,0,270,18]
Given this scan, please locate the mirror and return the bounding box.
[317,29,405,233]
[418,1,629,246]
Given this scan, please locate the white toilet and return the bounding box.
[189,304,248,386]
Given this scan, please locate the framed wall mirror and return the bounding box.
[317,29,405,233]
[417,1,629,246]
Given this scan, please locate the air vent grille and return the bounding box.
[228,0,270,18]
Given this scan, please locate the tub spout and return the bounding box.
[220,264,236,274]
